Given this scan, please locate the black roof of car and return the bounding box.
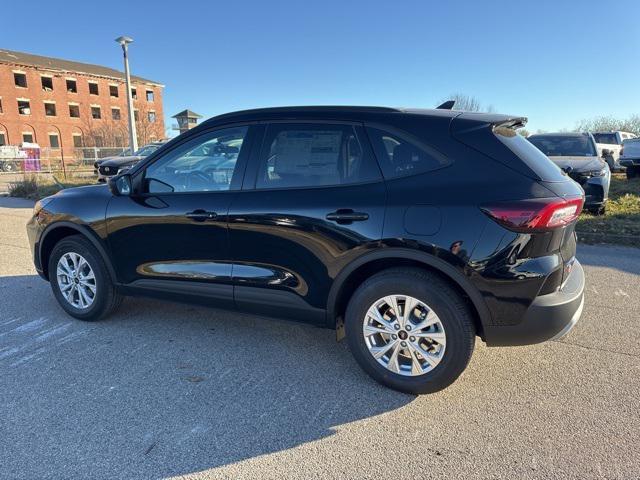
[201,105,523,128]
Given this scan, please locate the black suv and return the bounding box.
[27,106,585,394]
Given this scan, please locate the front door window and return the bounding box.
[145,127,248,193]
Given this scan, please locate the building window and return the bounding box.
[109,85,119,97]
[111,107,121,120]
[146,90,154,102]
[89,82,99,95]
[131,87,137,99]
[22,133,34,143]
[134,110,139,121]
[69,104,80,118]
[0,132,6,146]
[14,72,27,88]
[44,102,57,116]
[72,134,83,147]
[41,76,54,91]
[148,111,156,123]
[49,133,60,148]
[91,106,101,119]
[66,79,77,93]
[18,100,31,115]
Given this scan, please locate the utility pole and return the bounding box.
[115,36,138,152]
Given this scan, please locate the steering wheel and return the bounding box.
[185,170,212,190]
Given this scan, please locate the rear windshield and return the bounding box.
[528,134,597,157]
[592,133,618,145]
[493,127,566,182]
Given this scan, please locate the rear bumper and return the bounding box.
[483,260,585,346]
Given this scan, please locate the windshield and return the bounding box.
[528,135,597,157]
[134,144,161,157]
[592,133,618,145]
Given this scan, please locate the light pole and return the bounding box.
[115,36,138,153]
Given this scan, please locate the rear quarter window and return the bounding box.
[365,127,450,179]
[494,127,567,182]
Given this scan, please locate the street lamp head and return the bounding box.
[115,36,134,46]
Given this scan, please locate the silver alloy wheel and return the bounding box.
[56,252,97,309]
[363,294,446,376]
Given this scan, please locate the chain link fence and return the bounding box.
[0,146,128,192]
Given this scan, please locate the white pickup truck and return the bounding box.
[592,131,637,172]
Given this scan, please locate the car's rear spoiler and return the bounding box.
[451,112,528,134]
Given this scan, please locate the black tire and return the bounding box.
[627,167,638,179]
[588,205,606,216]
[345,267,476,394]
[48,235,122,321]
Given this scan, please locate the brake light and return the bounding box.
[481,197,584,232]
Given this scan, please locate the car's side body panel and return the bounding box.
[227,181,387,325]
[227,119,387,325]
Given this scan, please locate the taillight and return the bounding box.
[481,197,584,232]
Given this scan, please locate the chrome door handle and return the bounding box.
[186,209,218,222]
[326,209,369,224]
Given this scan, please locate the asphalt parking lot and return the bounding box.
[1,196,639,480]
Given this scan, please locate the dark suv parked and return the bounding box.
[27,106,585,394]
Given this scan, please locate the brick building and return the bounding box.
[0,48,164,156]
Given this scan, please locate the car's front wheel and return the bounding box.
[345,268,476,394]
[48,235,122,321]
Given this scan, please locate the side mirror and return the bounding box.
[602,149,612,157]
[108,173,132,196]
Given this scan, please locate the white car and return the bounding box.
[592,131,637,172]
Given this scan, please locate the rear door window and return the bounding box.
[255,123,381,189]
[365,127,450,179]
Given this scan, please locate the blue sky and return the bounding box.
[3,0,639,135]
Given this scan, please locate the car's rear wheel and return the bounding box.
[48,235,122,321]
[345,268,475,394]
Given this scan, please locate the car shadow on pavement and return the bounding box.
[577,243,640,277]
[0,274,414,479]
[0,196,35,209]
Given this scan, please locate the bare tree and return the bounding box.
[575,115,640,135]
[134,102,165,146]
[80,110,128,148]
[79,104,164,149]
[440,93,495,112]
